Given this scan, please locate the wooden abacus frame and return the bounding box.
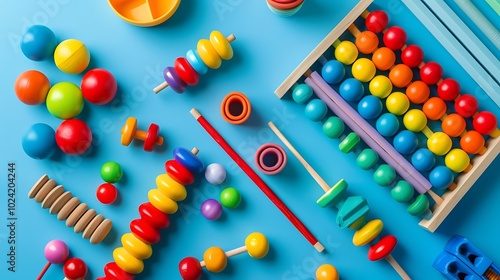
[274,0,500,232]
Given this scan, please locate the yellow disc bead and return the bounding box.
[445,149,471,173]
[427,132,452,156]
[121,233,152,260]
[403,109,427,132]
[335,41,358,65]
[210,30,233,60]
[245,232,269,259]
[203,246,227,273]
[148,189,178,214]
[197,39,222,69]
[369,75,393,98]
[316,264,339,280]
[156,174,187,201]
[352,58,376,83]
[386,92,409,115]
[352,219,383,246]
[113,247,144,275]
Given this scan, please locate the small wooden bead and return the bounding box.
[305,99,328,122]
[356,31,379,54]
[339,132,360,153]
[442,114,466,137]
[148,189,178,214]
[90,218,112,244]
[322,60,345,84]
[339,78,364,102]
[460,130,486,155]
[376,113,399,137]
[173,147,204,174]
[49,191,72,214]
[383,26,407,50]
[165,160,195,185]
[406,81,430,104]
[210,30,233,60]
[41,185,64,208]
[156,173,187,201]
[335,41,358,65]
[353,219,383,246]
[429,166,454,189]
[245,232,269,259]
[391,180,414,203]
[411,148,435,172]
[130,218,161,244]
[292,84,313,104]
[82,214,104,239]
[473,111,498,135]
[66,203,88,227]
[113,247,144,275]
[104,262,134,280]
[163,67,186,94]
[407,194,429,216]
[179,257,202,280]
[455,94,479,118]
[356,149,379,170]
[315,264,339,280]
[372,47,396,71]
[393,130,419,155]
[323,116,345,139]
[34,179,56,202]
[389,64,413,88]
[197,39,222,69]
[368,235,397,261]
[121,233,152,260]
[373,164,396,186]
[420,62,443,85]
[365,10,388,33]
[186,49,208,75]
[317,179,348,208]
[403,109,427,132]
[386,92,409,115]
[174,57,199,86]
[401,45,424,68]
[358,95,382,120]
[352,58,376,82]
[337,196,369,229]
[74,209,96,233]
[438,78,461,101]
[427,132,452,156]
[203,246,227,273]
[423,97,447,121]
[445,149,470,173]
[369,75,392,98]
[139,202,170,229]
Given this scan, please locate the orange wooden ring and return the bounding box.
[221,92,251,124]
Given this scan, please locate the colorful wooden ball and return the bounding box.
[393,130,419,154]
[245,232,269,259]
[352,58,376,82]
[420,62,443,85]
[292,84,313,104]
[376,113,399,137]
[383,26,407,50]
[44,240,69,264]
[386,92,409,115]
[369,75,392,98]
[205,163,226,185]
[365,10,389,33]
[46,82,84,119]
[97,183,118,204]
[372,47,396,71]
[20,25,57,61]
[101,161,123,183]
[473,111,498,135]
[14,70,50,105]
[201,199,223,220]
[203,247,227,272]
[323,116,345,139]
[391,180,414,203]
[373,164,396,186]
[455,94,479,118]
[335,41,358,65]
[322,60,345,84]
[389,64,413,88]
[403,109,427,132]
[411,148,435,172]
[445,149,470,173]
[22,123,57,159]
[429,166,454,189]
[358,95,382,120]
[423,97,447,121]
[427,132,452,156]
[339,78,364,102]
[220,187,241,208]
[63,258,88,280]
[81,68,117,105]
[406,81,430,104]
[461,130,485,155]
[401,45,424,68]
[438,78,460,101]
[442,114,466,137]
[305,99,328,121]
[316,264,339,280]
[173,147,205,174]
[356,148,379,170]
[54,39,90,74]
[179,257,202,280]
[56,119,92,155]
[356,31,379,54]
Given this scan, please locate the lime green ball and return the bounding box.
[391,180,414,203]
[101,161,123,183]
[220,187,241,208]
[46,82,84,119]
[373,164,396,186]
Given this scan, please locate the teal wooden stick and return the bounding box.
[454,0,500,50]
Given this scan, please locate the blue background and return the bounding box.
[1,0,500,279]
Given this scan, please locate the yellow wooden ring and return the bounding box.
[197,39,222,69]
[148,189,178,214]
[210,31,233,60]
[352,219,383,246]
[203,246,227,273]
[113,247,144,275]
[121,233,152,260]
[156,174,187,201]
[121,117,137,146]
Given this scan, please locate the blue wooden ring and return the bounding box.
[173,147,204,174]
[163,67,185,93]
[186,49,208,75]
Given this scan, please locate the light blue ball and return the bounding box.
[22,123,57,159]
[376,113,399,137]
[20,25,57,61]
[393,130,419,155]
[339,78,364,102]
[322,60,345,84]
[358,95,382,119]
[411,148,435,172]
[292,84,313,104]
[429,165,454,189]
[305,99,327,122]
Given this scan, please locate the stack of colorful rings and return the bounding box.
[266,0,304,16]
[221,92,252,124]
[255,143,288,175]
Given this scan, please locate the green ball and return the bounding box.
[220,187,241,208]
[292,84,313,104]
[356,149,379,170]
[373,164,396,186]
[323,116,345,139]
[391,180,414,203]
[46,82,84,119]
[407,194,429,216]
[101,161,123,183]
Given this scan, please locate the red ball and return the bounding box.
[130,219,161,244]
[104,262,134,280]
[81,69,117,105]
[420,62,443,85]
[383,26,407,50]
[455,94,479,118]
[55,119,92,155]
[63,258,87,279]
[401,45,424,68]
[96,183,118,204]
[365,10,389,33]
[438,78,461,101]
[179,257,202,280]
[473,111,498,135]
[139,202,170,229]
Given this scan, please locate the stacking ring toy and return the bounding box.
[255,143,287,175]
[221,92,251,124]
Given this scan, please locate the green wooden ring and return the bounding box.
[316,179,347,208]
[407,194,429,216]
[339,132,360,153]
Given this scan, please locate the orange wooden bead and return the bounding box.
[423,97,447,121]
[442,114,466,137]
[460,130,486,155]
[389,64,413,88]
[356,31,379,54]
[406,81,430,104]
[372,47,395,71]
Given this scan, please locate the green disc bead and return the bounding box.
[292,84,313,104]
[322,116,345,139]
[100,161,123,183]
[317,179,347,208]
[220,187,241,208]
[373,164,396,186]
[356,149,379,170]
[391,180,414,203]
[407,194,429,216]
[339,132,360,153]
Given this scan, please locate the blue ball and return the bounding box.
[292,84,313,104]
[411,148,435,172]
[340,78,364,102]
[305,99,327,122]
[20,25,57,61]
[429,165,454,189]
[376,113,399,137]
[322,60,345,84]
[22,123,57,159]
[393,130,419,154]
[358,95,382,119]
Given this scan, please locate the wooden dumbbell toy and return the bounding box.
[121,117,164,152]
[179,232,269,280]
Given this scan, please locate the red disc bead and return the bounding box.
[104,262,134,280]
[139,202,170,229]
[368,235,397,261]
[461,130,485,155]
[63,258,88,279]
[165,160,195,185]
[383,26,407,50]
[473,111,498,135]
[420,62,443,85]
[438,78,461,101]
[179,257,202,280]
[130,219,161,244]
[455,94,479,118]
[365,10,389,33]
[174,57,199,86]
[401,45,424,68]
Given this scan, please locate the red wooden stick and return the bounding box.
[37,262,51,280]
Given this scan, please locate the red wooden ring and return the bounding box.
[139,202,170,229]
[104,262,134,280]
[174,57,200,86]
[144,123,160,152]
[368,235,397,261]
[165,160,195,185]
[130,219,161,244]
[267,0,303,10]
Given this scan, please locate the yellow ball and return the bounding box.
[121,233,152,260]
[113,247,144,275]
[316,264,339,280]
[352,219,383,246]
[156,174,187,201]
[197,39,221,69]
[335,41,358,65]
[54,39,90,74]
[203,246,227,273]
[352,58,376,83]
[369,75,393,98]
[386,92,409,115]
[210,30,233,60]
[445,149,470,173]
[148,189,178,214]
[427,132,452,156]
[403,109,427,132]
[245,232,269,259]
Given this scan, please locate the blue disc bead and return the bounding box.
[186,49,208,75]
[173,147,205,174]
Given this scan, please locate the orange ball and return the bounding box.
[406,81,430,104]
[356,31,379,54]
[422,97,447,120]
[460,130,485,155]
[372,47,396,71]
[442,114,466,137]
[389,64,413,88]
[14,70,50,105]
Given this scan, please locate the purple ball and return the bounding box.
[44,240,69,264]
[201,199,222,220]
